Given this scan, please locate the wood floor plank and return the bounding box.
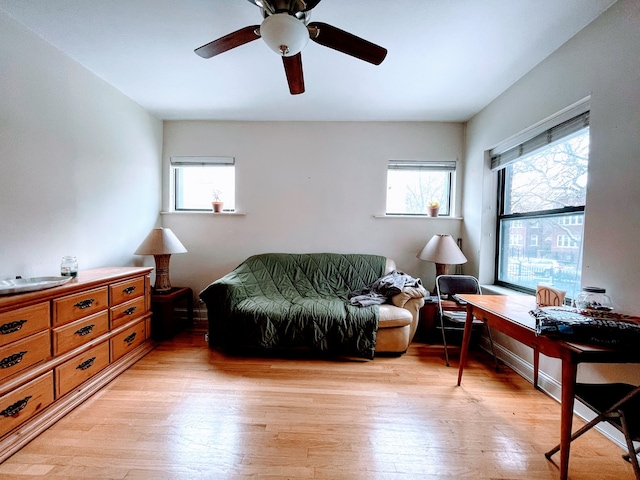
[0,327,635,479]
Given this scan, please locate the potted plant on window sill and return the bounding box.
[212,190,224,213]
[428,201,440,217]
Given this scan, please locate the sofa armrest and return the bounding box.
[390,288,426,342]
[390,286,427,308]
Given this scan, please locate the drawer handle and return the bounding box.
[123,332,137,345]
[0,396,32,418]
[76,357,96,371]
[0,319,27,335]
[123,286,136,295]
[0,351,27,369]
[74,299,95,310]
[74,324,95,337]
[123,307,137,316]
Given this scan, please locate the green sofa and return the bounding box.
[199,253,425,359]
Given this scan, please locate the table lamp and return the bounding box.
[417,234,467,287]
[134,228,187,293]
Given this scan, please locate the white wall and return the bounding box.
[464,0,640,385]
[162,121,465,297]
[0,12,163,278]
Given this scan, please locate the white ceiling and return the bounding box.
[0,0,617,122]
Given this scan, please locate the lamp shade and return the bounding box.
[417,234,467,265]
[134,228,187,256]
[260,13,309,57]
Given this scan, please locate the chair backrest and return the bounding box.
[536,285,566,307]
[436,275,481,297]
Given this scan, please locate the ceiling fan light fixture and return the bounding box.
[260,13,309,57]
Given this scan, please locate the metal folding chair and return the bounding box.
[545,383,640,479]
[435,275,497,368]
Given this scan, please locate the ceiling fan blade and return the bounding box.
[195,25,260,59]
[282,53,305,95]
[308,22,387,65]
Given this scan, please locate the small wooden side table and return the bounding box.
[418,299,459,343]
[150,286,194,341]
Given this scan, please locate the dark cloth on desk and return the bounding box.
[530,306,640,346]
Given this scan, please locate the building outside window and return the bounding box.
[386,160,455,216]
[170,157,235,212]
[491,107,589,299]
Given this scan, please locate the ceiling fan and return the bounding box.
[194,0,388,95]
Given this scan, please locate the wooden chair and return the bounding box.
[545,383,640,479]
[533,285,566,388]
[435,275,497,368]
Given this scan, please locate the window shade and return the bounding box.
[490,110,589,171]
[170,156,235,166]
[388,160,456,171]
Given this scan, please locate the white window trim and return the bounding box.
[169,156,235,213]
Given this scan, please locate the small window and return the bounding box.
[170,157,235,212]
[386,160,455,216]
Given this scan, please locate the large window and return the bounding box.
[386,160,455,216]
[170,157,235,212]
[492,109,589,299]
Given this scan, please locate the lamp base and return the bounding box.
[433,263,451,294]
[435,263,450,277]
[153,254,173,293]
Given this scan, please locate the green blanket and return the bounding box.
[199,253,387,359]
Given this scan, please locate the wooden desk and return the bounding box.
[456,294,640,480]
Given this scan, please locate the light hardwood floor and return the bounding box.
[0,327,635,479]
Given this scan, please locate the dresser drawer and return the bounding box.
[55,341,110,398]
[110,296,146,329]
[110,321,146,362]
[52,311,109,356]
[0,330,50,381]
[110,277,145,306]
[53,287,108,327]
[0,371,54,437]
[0,302,50,348]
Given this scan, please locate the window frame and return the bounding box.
[385,160,456,217]
[169,156,235,212]
[492,105,590,295]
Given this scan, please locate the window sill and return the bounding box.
[374,214,463,220]
[160,211,246,216]
[481,284,532,296]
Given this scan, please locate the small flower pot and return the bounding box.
[428,206,440,217]
[212,201,224,213]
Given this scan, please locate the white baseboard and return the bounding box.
[174,305,208,323]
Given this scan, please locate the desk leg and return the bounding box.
[457,305,474,386]
[533,347,540,389]
[559,360,578,480]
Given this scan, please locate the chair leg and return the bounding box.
[440,315,450,367]
[619,411,640,480]
[484,324,499,371]
[623,445,640,463]
[545,410,608,459]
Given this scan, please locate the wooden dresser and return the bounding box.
[0,267,154,462]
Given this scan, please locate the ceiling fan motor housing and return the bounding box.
[260,13,309,57]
